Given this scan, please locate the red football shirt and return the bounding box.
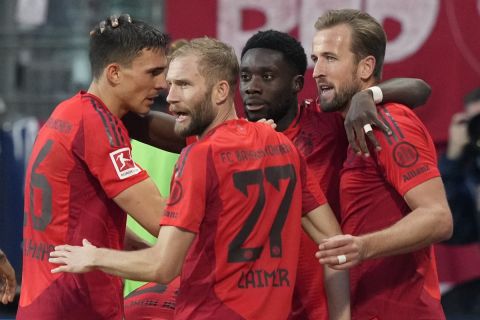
[283,101,347,320]
[124,277,180,320]
[340,103,445,320]
[18,92,148,320]
[161,119,326,320]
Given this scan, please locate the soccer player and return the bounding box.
[239,29,431,319]
[0,248,16,304]
[18,15,169,319]
[312,9,453,319]
[49,37,350,320]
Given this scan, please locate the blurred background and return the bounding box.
[0,0,479,318]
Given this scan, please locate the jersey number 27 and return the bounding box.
[228,164,296,263]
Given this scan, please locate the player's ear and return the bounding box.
[213,80,230,105]
[292,75,304,93]
[358,55,375,81]
[105,63,122,85]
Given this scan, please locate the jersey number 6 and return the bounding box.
[24,139,53,231]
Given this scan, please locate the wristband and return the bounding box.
[367,86,383,104]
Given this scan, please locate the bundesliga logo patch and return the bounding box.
[110,148,140,180]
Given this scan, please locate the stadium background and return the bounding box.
[0,0,479,318]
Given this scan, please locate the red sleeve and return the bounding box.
[82,108,148,198]
[299,152,327,214]
[160,143,208,233]
[374,104,440,196]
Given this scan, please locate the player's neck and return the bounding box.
[276,98,298,132]
[199,102,238,139]
[87,81,126,119]
[340,82,375,118]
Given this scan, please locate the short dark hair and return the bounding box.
[464,87,480,106]
[89,15,169,79]
[241,30,307,76]
[315,9,386,81]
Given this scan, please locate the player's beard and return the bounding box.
[175,90,216,138]
[320,71,363,113]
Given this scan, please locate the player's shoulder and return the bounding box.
[373,103,434,158]
[378,102,417,119]
[301,99,344,126]
[178,138,211,165]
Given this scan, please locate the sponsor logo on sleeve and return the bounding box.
[393,142,419,168]
[109,148,141,180]
[167,181,183,206]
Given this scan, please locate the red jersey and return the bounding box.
[340,103,445,320]
[283,101,347,320]
[124,277,180,320]
[18,92,148,320]
[160,119,326,320]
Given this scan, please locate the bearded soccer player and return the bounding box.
[311,9,453,320]
[99,18,431,320]
[18,15,169,319]
[49,38,350,320]
[239,30,431,319]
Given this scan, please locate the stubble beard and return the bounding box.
[320,72,363,113]
[175,90,216,138]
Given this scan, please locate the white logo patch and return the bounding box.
[109,148,140,180]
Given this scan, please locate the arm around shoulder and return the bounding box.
[378,78,431,108]
[122,111,186,153]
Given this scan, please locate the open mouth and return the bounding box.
[318,84,334,96]
[172,110,189,122]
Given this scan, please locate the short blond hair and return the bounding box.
[169,37,239,96]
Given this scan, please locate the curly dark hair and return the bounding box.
[241,30,307,76]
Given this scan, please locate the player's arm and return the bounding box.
[345,78,431,156]
[0,249,16,304]
[316,177,453,269]
[113,178,166,237]
[50,226,195,283]
[302,204,350,320]
[122,111,186,153]
[124,227,152,251]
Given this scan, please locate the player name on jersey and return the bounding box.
[23,238,54,261]
[237,268,290,289]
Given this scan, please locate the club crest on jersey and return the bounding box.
[109,148,140,179]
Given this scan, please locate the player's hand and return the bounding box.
[90,13,132,35]
[49,239,97,274]
[345,90,392,157]
[0,252,17,304]
[315,234,366,270]
[256,118,277,130]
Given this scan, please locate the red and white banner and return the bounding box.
[166,0,480,146]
